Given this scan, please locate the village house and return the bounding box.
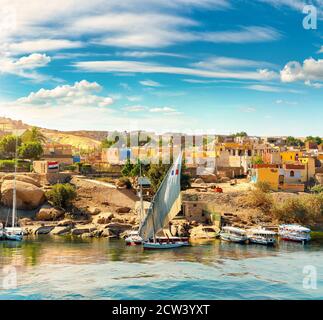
[42,144,73,166]
[251,163,305,192]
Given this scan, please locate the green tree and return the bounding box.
[22,127,46,144]
[234,131,248,137]
[101,137,118,149]
[305,136,322,145]
[46,183,77,208]
[0,135,22,159]
[251,155,264,165]
[18,142,43,160]
[121,159,134,176]
[146,163,169,192]
[286,136,304,147]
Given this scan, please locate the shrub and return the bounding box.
[255,181,271,193]
[46,183,77,208]
[117,177,132,189]
[243,189,273,212]
[310,185,323,194]
[271,194,323,224]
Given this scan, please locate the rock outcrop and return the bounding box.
[36,206,65,221]
[1,174,41,187]
[1,180,45,210]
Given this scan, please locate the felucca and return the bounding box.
[138,152,189,249]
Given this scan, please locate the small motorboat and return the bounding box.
[4,227,24,241]
[278,224,311,243]
[0,223,4,240]
[219,226,248,243]
[248,228,276,245]
[125,230,143,246]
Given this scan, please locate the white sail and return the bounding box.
[139,152,182,241]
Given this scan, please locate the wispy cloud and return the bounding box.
[245,84,282,92]
[117,51,188,58]
[75,60,278,81]
[139,79,162,87]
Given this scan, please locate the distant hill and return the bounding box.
[0,117,103,151]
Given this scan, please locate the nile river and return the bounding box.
[0,236,323,300]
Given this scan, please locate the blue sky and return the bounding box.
[0,0,322,136]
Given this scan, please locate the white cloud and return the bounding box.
[15,80,114,108]
[245,84,282,92]
[75,60,278,81]
[127,96,142,102]
[0,53,51,81]
[117,51,187,58]
[3,39,83,54]
[193,56,276,69]
[149,106,182,115]
[305,80,323,88]
[280,58,323,83]
[139,80,162,87]
[240,107,256,113]
[123,105,147,112]
[275,99,298,105]
[201,26,281,43]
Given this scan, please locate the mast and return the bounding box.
[12,133,18,228]
[139,160,144,221]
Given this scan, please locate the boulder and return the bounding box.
[1,180,45,210]
[93,212,114,224]
[1,174,41,187]
[34,225,55,235]
[81,232,93,238]
[101,228,118,238]
[71,226,97,236]
[57,219,75,227]
[115,206,131,214]
[36,206,65,221]
[106,222,133,236]
[50,225,73,235]
[88,207,101,215]
[18,218,34,226]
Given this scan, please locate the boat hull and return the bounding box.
[143,241,189,249]
[249,237,276,246]
[280,236,310,243]
[4,228,24,241]
[220,233,248,243]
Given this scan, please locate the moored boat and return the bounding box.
[278,224,311,243]
[139,152,189,249]
[248,228,276,245]
[125,230,143,246]
[220,226,248,243]
[4,227,23,241]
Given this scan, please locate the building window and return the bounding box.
[290,170,295,177]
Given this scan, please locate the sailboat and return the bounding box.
[4,134,23,241]
[138,152,189,249]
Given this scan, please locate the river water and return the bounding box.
[0,236,322,300]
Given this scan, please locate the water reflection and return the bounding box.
[1,235,322,268]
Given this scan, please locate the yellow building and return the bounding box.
[280,150,302,163]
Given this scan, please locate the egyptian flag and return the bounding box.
[48,161,59,170]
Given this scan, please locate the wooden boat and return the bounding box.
[219,226,248,243]
[278,224,311,243]
[139,152,189,249]
[190,225,219,239]
[248,228,276,245]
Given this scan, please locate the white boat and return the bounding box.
[248,228,276,245]
[139,152,189,249]
[0,223,4,240]
[278,224,311,243]
[219,226,248,243]
[125,230,143,246]
[4,134,23,242]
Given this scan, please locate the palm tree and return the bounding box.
[22,127,47,144]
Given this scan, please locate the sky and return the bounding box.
[0,0,322,136]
